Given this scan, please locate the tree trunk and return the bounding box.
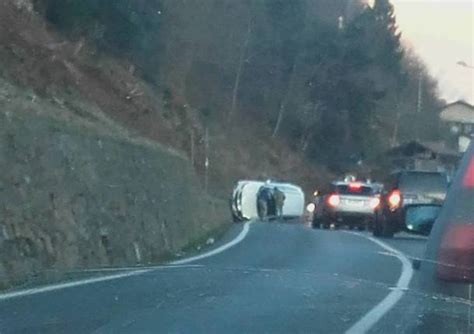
[228,16,252,122]
[301,132,312,152]
[272,102,285,138]
[300,102,321,151]
[272,62,298,138]
[391,108,401,147]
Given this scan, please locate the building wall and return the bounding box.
[440,102,474,153]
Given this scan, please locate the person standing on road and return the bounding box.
[273,187,286,219]
[257,186,271,220]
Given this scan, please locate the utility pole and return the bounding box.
[391,107,402,147]
[228,14,252,122]
[415,72,423,141]
[417,72,423,114]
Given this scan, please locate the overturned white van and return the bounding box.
[230,180,305,221]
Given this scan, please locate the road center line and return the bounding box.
[0,222,251,301]
[344,232,414,334]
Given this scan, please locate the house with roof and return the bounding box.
[383,140,461,177]
[440,100,474,153]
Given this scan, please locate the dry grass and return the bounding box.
[0,0,332,197]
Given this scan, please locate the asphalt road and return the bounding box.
[0,221,466,333]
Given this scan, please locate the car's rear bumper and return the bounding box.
[324,210,375,224]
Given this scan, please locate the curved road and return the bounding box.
[0,221,434,333]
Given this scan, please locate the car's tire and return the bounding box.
[373,216,383,236]
[348,225,355,230]
[368,220,375,232]
[357,224,365,231]
[311,214,321,229]
[382,222,395,238]
[374,213,394,238]
[322,221,330,229]
[311,218,321,229]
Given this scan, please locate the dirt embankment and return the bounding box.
[0,80,228,289]
[0,1,331,288]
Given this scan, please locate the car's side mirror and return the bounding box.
[404,204,442,236]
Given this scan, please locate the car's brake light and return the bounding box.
[327,194,340,207]
[387,189,401,210]
[437,224,474,282]
[463,156,474,188]
[349,182,362,190]
[369,197,381,209]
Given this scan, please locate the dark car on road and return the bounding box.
[312,180,383,230]
[373,170,449,237]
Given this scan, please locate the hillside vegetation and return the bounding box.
[5,0,443,193]
[0,0,447,289]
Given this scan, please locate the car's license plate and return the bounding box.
[347,200,363,206]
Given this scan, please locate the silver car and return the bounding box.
[312,181,382,230]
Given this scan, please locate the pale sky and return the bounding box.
[390,0,474,104]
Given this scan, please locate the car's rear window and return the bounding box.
[336,185,374,195]
[399,172,448,194]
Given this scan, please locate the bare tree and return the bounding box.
[272,62,298,138]
[228,14,252,122]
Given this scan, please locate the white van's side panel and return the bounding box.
[272,183,305,218]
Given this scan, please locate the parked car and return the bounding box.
[408,141,474,333]
[373,170,449,237]
[312,180,383,230]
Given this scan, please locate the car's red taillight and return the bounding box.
[462,157,474,188]
[327,194,340,207]
[348,182,362,190]
[369,197,381,209]
[437,224,474,282]
[387,189,401,210]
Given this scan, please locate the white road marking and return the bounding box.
[0,269,150,302]
[0,222,251,301]
[76,264,205,273]
[171,221,251,265]
[345,233,414,334]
